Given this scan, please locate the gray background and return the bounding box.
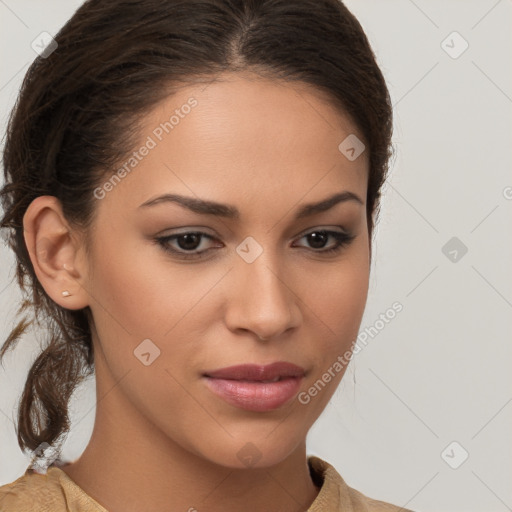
[1,1,511,511]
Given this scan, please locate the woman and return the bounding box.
[0,0,413,510]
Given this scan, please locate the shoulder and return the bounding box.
[0,467,65,512]
[307,455,416,512]
[0,466,107,512]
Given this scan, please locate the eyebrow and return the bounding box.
[138,190,363,220]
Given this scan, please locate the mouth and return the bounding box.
[220,376,286,383]
[202,362,305,412]
[203,361,305,381]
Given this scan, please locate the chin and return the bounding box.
[192,428,306,470]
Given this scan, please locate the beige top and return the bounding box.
[0,455,414,511]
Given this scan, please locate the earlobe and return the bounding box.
[23,195,90,310]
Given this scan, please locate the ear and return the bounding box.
[23,195,90,310]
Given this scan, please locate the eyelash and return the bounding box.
[154,229,356,260]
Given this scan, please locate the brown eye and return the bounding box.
[306,231,329,249]
[175,233,203,251]
[294,230,355,254]
[155,231,221,259]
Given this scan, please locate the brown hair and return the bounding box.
[0,0,393,455]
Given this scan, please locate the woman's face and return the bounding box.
[82,72,370,468]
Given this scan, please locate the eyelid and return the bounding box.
[156,225,349,242]
[291,228,355,250]
[295,225,350,238]
[153,225,354,261]
[155,226,218,237]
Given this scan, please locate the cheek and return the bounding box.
[325,267,369,341]
[305,241,369,338]
[83,233,169,380]
[87,234,196,336]
[294,246,369,420]
[298,235,370,398]
[85,232,229,384]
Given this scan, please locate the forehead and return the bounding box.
[97,72,369,215]
[150,71,365,157]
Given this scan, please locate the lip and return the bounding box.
[204,362,305,381]
[202,362,305,412]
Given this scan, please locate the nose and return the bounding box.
[224,249,301,341]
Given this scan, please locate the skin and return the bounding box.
[23,71,370,512]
